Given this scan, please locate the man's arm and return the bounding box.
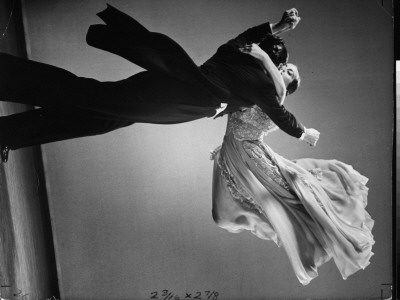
[255,90,320,145]
[219,8,301,52]
[255,93,305,138]
[270,8,301,35]
[224,23,274,51]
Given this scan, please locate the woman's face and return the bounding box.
[280,63,299,87]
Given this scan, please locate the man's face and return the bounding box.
[280,63,298,87]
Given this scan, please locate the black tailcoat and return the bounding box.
[0,4,303,149]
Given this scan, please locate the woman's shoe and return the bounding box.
[1,145,9,163]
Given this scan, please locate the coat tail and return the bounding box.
[86,4,231,100]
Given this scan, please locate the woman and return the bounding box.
[210,44,374,285]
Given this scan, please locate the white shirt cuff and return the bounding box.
[212,103,228,118]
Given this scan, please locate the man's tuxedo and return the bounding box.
[0,4,304,150]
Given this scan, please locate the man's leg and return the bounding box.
[0,53,128,115]
[0,108,134,150]
[0,53,220,126]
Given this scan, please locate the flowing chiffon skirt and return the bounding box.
[211,133,374,285]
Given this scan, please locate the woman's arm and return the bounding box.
[239,43,286,103]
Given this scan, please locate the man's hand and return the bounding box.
[303,128,320,147]
[282,8,301,30]
[271,8,301,35]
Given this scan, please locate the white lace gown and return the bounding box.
[211,106,374,285]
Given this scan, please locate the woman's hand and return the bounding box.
[239,43,268,61]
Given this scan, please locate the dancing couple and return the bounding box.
[0,4,373,284]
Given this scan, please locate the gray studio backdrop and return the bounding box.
[21,0,392,299]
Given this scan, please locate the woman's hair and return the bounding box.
[286,74,301,95]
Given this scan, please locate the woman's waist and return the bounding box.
[224,123,265,141]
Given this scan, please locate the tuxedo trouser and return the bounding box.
[0,53,137,149]
[0,108,134,150]
[0,53,217,149]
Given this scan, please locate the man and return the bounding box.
[0,5,318,162]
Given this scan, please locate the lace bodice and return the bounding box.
[225,106,278,141]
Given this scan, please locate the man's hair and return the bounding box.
[258,34,288,67]
[259,34,301,95]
